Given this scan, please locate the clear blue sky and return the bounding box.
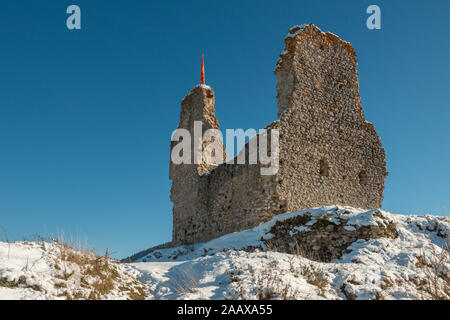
[0,1,449,258]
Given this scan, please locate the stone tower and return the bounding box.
[169,24,388,245]
[169,57,227,244]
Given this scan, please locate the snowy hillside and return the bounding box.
[1,206,449,300]
[129,206,449,300]
[0,241,146,300]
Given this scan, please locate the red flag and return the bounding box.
[200,53,205,85]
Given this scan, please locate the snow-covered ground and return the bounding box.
[1,206,449,300]
[129,206,449,300]
[0,241,146,300]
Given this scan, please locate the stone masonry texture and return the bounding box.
[169,24,388,245]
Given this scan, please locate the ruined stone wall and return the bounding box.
[170,24,387,245]
[172,143,283,245]
[274,25,387,212]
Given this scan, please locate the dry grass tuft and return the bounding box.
[414,242,450,300]
[300,265,328,297]
[228,260,301,300]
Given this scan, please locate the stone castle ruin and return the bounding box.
[169,24,387,245]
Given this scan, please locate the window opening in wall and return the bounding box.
[319,158,329,177]
[359,170,369,185]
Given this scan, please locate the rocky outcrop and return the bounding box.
[265,207,398,262]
